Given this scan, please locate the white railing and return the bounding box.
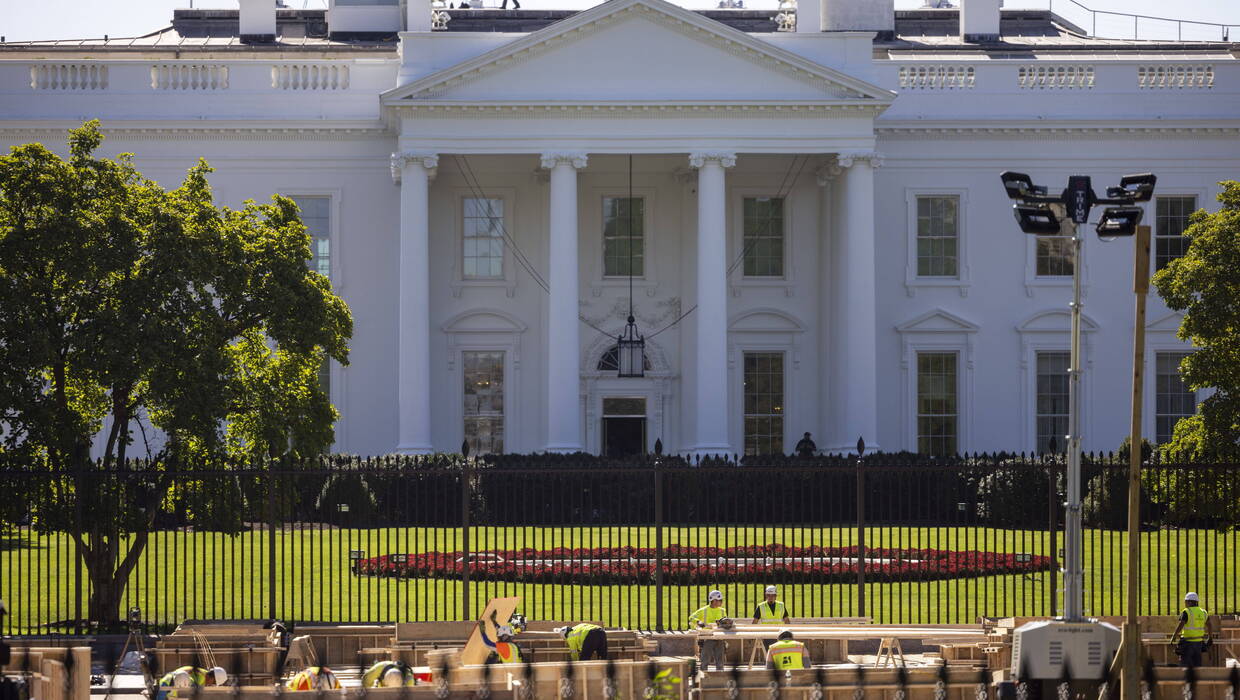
[1017,65,1095,89]
[1137,65,1214,89]
[898,65,976,90]
[150,64,230,90]
[30,64,108,90]
[271,64,351,90]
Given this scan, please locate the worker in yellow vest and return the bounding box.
[555,623,608,661]
[765,630,810,670]
[156,666,227,700]
[361,661,417,688]
[752,585,791,626]
[285,666,341,691]
[689,590,729,671]
[478,613,526,665]
[1170,592,1213,668]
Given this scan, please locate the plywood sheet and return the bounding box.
[459,596,521,667]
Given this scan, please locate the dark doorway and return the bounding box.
[603,417,646,457]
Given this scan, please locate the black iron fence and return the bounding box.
[1,454,1237,634]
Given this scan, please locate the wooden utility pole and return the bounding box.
[1118,224,1151,700]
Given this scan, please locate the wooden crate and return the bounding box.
[2,647,91,700]
[697,666,995,700]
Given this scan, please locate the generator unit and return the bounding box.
[1011,620,1121,680]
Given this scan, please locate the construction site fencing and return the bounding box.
[1,453,1237,635]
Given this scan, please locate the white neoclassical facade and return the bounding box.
[2,0,1237,457]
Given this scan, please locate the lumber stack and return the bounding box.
[390,622,652,666]
[696,666,993,700]
[1,646,91,700]
[696,624,989,669]
[288,623,396,668]
[154,622,282,685]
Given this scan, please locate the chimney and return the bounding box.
[821,0,894,36]
[239,0,277,40]
[960,0,1002,43]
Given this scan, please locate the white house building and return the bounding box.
[2,0,1236,457]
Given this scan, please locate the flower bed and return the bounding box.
[352,545,1051,585]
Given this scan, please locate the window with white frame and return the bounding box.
[1035,236,1073,277]
[603,196,644,277]
[915,195,959,277]
[917,352,958,456]
[743,352,784,455]
[1035,351,1070,454]
[292,195,332,402]
[742,196,784,277]
[463,350,505,455]
[462,197,505,280]
[1155,351,1195,445]
[1155,196,1196,272]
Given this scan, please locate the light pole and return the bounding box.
[1000,171,1155,690]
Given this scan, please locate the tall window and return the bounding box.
[1036,352,1070,454]
[603,196,644,277]
[1036,236,1073,277]
[743,352,784,455]
[743,197,784,277]
[1155,352,1195,445]
[917,352,958,456]
[463,197,504,279]
[1155,196,1196,271]
[292,196,331,279]
[463,351,505,455]
[916,196,959,277]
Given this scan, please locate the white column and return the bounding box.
[392,151,438,454]
[831,150,881,453]
[816,160,843,450]
[541,152,588,453]
[689,151,736,456]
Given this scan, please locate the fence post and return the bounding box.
[1048,467,1058,618]
[856,457,866,618]
[267,466,277,621]
[461,458,472,622]
[654,458,665,633]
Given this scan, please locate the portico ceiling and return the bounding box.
[382,0,894,154]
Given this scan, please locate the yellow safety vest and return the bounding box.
[565,624,602,659]
[494,641,523,664]
[1181,607,1209,642]
[689,605,727,627]
[361,662,414,688]
[768,640,806,670]
[158,666,206,696]
[756,601,787,624]
[287,667,340,692]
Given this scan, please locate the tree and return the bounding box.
[1152,181,1240,459]
[0,122,352,627]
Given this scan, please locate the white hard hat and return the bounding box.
[1185,592,1199,602]
[209,667,228,686]
[708,590,723,601]
[554,626,569,635]
[764,585,777,595]
[497,625,515,638]
[381,667,406,688]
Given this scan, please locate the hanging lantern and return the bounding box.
[617,315,646,378]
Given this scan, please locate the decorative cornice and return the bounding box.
[385,101,886,119]
[390,151,439,183]
[837,150,883,169]
[689,151,737,169]
[539,152,588,170]
[876,123,1240,140]
[0,123,391,141]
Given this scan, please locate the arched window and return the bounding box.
[597,344,652,372]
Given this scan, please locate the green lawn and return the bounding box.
[2,525,1234,634]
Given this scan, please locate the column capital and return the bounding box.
[836,150,884,170]
[689,151,737,169]
[390,151,439,183]
[540,152,588,170]
[815,157,844,186]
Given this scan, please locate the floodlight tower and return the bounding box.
[999,170,1155,688]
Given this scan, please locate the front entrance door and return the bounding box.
[602,397,647,457]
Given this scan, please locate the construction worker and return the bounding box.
[361,660,416,688]
[285,666,341,691]
[156,666,227,699]
[1170,592,1213,668]
[689,590,728,671]
[752,585,791,626]
[555,623,608,661]
[478,612,526,665]
[765,630,810,670]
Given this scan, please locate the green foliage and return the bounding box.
[647,668,681,700]
[0,122,352,624]
[1152,181,1240,457]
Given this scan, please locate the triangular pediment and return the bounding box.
[1146,311,1185,333]
[383,0,893,105]
[896,309,980,334]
